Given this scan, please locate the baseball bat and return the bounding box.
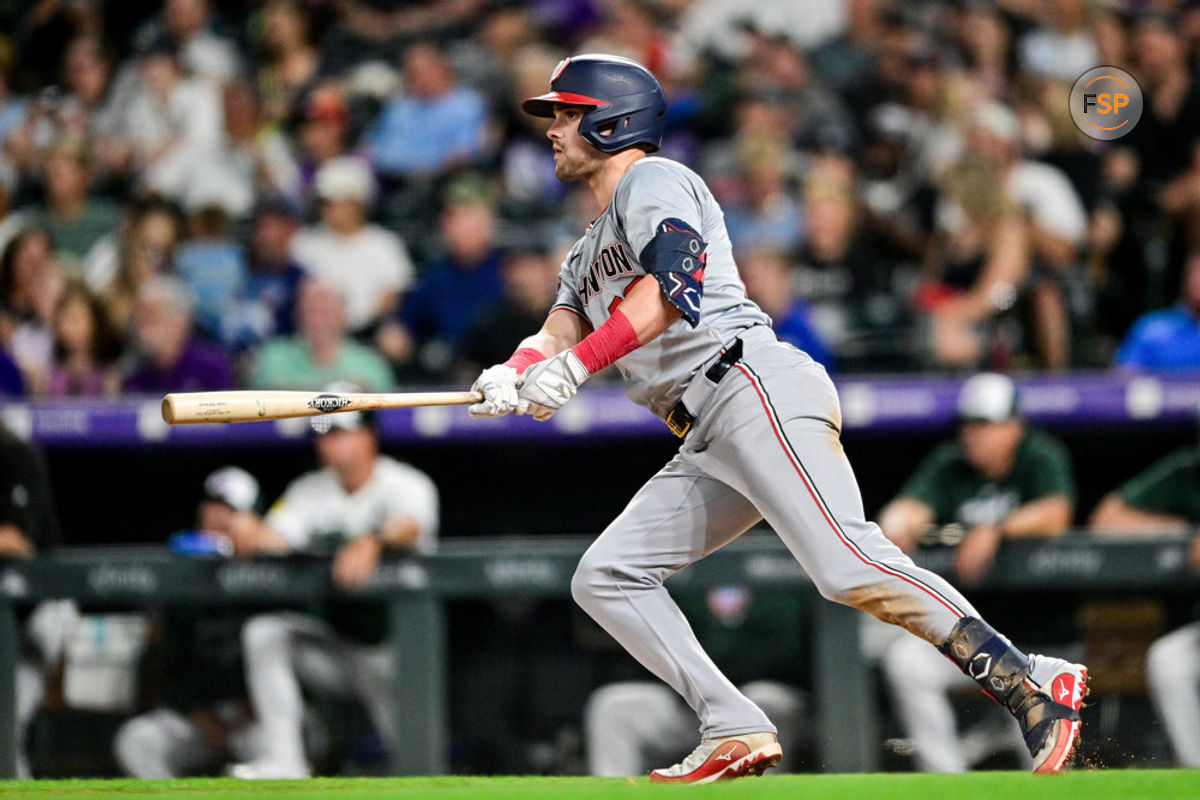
[162,389,484,425]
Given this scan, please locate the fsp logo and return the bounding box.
[1069,66,1143,140]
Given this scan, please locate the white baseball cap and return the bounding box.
[314,156,376,205]
[957,373,1020,423]
[203,466,261,512]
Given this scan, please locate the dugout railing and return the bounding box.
[0,534,1196,778]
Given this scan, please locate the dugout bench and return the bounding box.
[0,534,1196,778]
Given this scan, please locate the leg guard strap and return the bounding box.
[937,616,1029,709]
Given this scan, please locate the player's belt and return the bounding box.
[665,338,744,438]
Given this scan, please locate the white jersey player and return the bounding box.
[225,408,438,779]
[470,54,1089,782]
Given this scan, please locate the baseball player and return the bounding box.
[1090,412,1200,767]
[469,54,1088,782]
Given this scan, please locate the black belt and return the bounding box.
[665,338,744,438]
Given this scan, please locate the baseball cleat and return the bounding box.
[1025,660,1089,774]
[649,732,781,784]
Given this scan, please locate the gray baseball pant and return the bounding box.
[571,328,981,739]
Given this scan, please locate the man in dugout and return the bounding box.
[221,389,439,779]
[1090,410,1200,768]
[870,372,1083,771]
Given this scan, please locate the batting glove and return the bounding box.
[469,364,525,418]
[518,350,590,421]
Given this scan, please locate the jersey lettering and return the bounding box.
[579,242,637,305]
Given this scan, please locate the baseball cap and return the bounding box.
[202,466,260,512]
[314,157,376,205]
[956,373,1020,423]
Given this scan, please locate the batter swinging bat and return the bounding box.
[162,389,484,424]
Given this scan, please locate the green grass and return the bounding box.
[2,771,1198,800]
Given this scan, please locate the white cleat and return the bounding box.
[649,731,782,784]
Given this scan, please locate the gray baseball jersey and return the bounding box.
[552,157,771,419]
[561,155,1000,746]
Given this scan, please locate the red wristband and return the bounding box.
[503,347,547,373]
[571,309,640,374]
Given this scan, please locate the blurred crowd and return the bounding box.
[2,0,1200,399]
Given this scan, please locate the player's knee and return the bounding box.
[241,614,289,655]
[571,551,653,609]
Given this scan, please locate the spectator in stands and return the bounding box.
[121,38,224,206]
[585,587,807,776]
[123,275,234,393]
[1103,11,1200,327]
[224,402,439,779]
[44,280,120,397]
[0,227,63,393]
[251,278,393,391]
[5,37,130,181]
[1116,249,1200,371]
[255,0,323,126]
[135,0,242,84]
[220,202,305,351]
[738,248,833,371]
[364,41,489,181]
[721,136,805,255]
[1016,0,1099,83]
[180,79,296,220]
[793,157,912,372]
[114,466,267,778]
[457,242,559,376]
[30,142,120,269]
[963,101,1088,369]
[288,83,353,212]
[289,156,414,337]
[1089,407,1200,768]
[920,150,1030,371]
[174,204,248,342]
[871,373,1079,772]
[378,175,502,378]
[0,413,75,778]
[98,200,181,334]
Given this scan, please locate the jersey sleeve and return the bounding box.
[1118,449,1197,517]
[264,477,318,549]
[383,464,439,553]
[615,161,708,326]
[551,244,585,317]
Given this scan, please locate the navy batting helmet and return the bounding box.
[522,54,667,153]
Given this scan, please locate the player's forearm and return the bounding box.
[998,495,1073,538]
[614,275,683,344]
[1089,494,1191,536]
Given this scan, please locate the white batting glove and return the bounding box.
[517,350,590,421]
[469,364,524,418]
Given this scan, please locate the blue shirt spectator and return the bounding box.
[775,302,835,372]
[175,207,248,342]
[365,43,487,179]
[400,249,503,351]
[1117,253,1200,371]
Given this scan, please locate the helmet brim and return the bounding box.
[522,91,612,118]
